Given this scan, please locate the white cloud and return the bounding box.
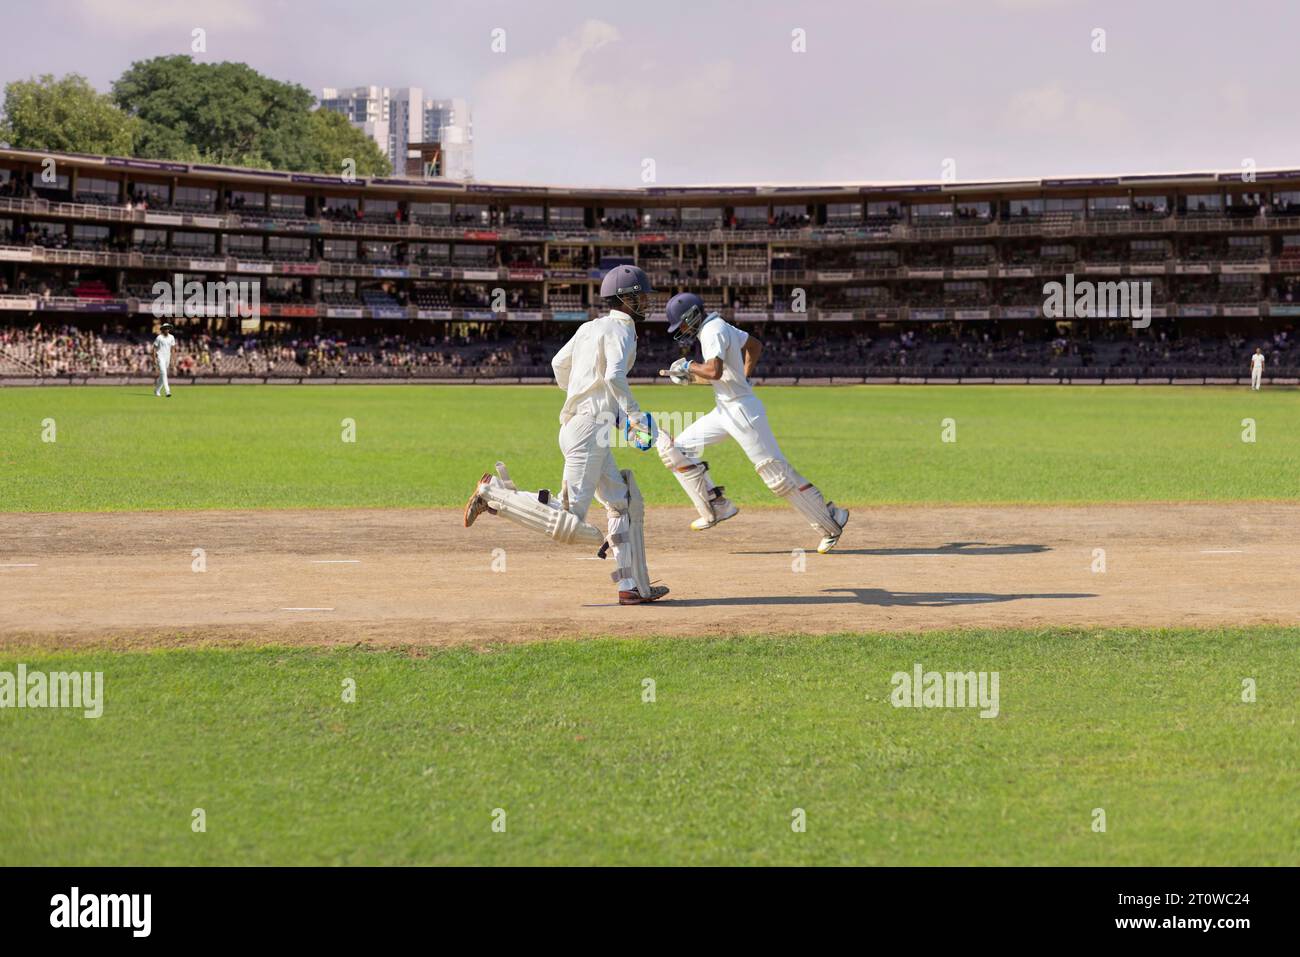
[1003,83,1069,128]
[1002,83,1131,135]
[1072,94,1131,133]
[475,19,734,165]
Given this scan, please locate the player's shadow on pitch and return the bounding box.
[734,542,1049,557]
[667,587,1095,608]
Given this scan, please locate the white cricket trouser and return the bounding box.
[558,411,633,592]
[1251,369,1262,390]
[155,359,170,395]
[675,395,785,466]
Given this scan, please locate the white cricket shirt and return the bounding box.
[698,315,755,404]
[551,309,639,423]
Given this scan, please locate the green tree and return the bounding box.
[112,55,318,170]
[2,59,392,177]
[306,108,391,177]
[0,74,137,155]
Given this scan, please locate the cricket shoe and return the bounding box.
[817,505,850,554]
[619,584,670,605]
[690,490,739,531]
[463,472,498,527]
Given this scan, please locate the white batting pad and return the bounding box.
[611,469,653,597]
[755,458,843,538]
[656,432,716,522]
[481,479,604,546]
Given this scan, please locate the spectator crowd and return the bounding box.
[2,323,1295,380]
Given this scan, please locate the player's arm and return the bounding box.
[742,336,763,378]
[603,327,641,417]
[687,357,723,381]
[551,333,576,390]
[687,325,726,382]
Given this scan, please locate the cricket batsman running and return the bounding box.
[655,292,849,554]
[463,265,670,605]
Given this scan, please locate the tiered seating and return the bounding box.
[952,248,994,266]
[1041,210,1078,226]
[1219,281,1262,302]
[1040,245,1077,264]
[322,291,361,306]
[452,247,496,267]
[361,289,401,309]
[546,292,584,309]
[74,280,113,301]
[413,289,451,309]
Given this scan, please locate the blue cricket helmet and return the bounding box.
[666,292,708,343]
[599,264,653,299]
[599,264,654,320]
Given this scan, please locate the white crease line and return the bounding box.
[281,607,334,611]
[311,560,361,564]
[0,563,38,567]
[1200,549,1244,554]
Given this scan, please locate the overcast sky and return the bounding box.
[9,0,1298,186]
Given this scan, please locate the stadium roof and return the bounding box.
[3,147,1298,199]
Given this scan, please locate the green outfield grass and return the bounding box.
[1,384,1297,512]
[1,628,1296,866]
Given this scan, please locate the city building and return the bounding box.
[318,86,391,165]
[322,86,473,181]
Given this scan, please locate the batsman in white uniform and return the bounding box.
[655,292,849,553]
[154,322,175,397]
[1250,347,1265,390]
[463,265,669,605]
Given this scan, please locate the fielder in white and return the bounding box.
[655,292,849,553]
[1250,347,1264,390]
[463,265,669,605]
[153,322,175,397]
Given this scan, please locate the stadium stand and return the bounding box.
[2,147,1300,383]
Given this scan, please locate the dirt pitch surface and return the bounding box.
[1,503,1297,648]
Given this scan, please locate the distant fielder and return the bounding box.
[154,322,175,398]
[463,265,669,604]
[1250,347,1264,391]
[655,292,849,553]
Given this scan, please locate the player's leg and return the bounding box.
[154,361,163,397]
[655,408,738,530]
[462,416,604,546]
[462,463,604,544]
[724,397,850,554]
[593,454,667,604]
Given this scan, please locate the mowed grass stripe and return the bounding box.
[0,627,1296,866]
[1,385,1297,512]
